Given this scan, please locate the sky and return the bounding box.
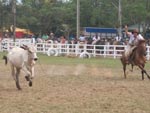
[17,0,21,4]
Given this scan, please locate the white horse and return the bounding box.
[3,45,38,90]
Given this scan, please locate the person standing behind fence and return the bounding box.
[92,34,100,45]
[60,36,67,44]
[42,33,49,41]
[79,34,86,44]
[124,25,145,63]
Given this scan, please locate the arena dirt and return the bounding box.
[37,64,113,77]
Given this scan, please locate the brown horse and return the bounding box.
[120,40,150,80]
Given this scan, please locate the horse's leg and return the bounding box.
[26,70,33,87]
[22,67,33,87]
[138,65,150,80]
[121,57,127,79]
[123,63,127,79]
[15,68,21,90]
[138,65,145,80]
[10,64,16,81]
[143,65,150,79]
[141,70,144,80]
[31,66,34,79]
[22,66,31,81]
[141,69,150,80]
[130,64,134,72]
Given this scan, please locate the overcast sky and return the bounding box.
[17,0,21,3]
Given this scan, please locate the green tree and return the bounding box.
[1,0,150,37]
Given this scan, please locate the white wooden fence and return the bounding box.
[1,38,150,59]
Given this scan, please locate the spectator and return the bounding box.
[49,32,55,40]
[115,35,121,41]
[60,36,66,44]
[79,34,86,43]
[42,33,49,41]
[92,34,100,45]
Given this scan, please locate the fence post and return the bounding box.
[113,45,116,59]
[67,44,70,55]
[75,44,79,56]
[104,45,106,58]
[93,45,96,57]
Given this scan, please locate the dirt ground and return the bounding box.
[0,63,150,113]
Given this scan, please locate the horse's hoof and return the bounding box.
[25,76,30,81]
[29,81,32,87]
[17,87,22,90]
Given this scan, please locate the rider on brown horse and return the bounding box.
[124,25,145,64]
[120,26,149,80]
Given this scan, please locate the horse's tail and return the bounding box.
[3,56,8,65]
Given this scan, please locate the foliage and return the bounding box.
[0,0,150,36]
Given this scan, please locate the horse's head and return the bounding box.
[21,45,38,61]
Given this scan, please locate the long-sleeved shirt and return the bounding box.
[128,33,144,46]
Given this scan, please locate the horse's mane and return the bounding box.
[138,40,146,46]
[132,39,146,60]
[137,40,146,54]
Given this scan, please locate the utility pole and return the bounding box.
[118,0,122,37]
[76,0,80,40]
[12,0,16,42]
[111,0,122,37]
[0,1,3,39]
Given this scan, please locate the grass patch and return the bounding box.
[38,53,122,68]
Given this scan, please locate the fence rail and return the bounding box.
[1,39,150,60]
